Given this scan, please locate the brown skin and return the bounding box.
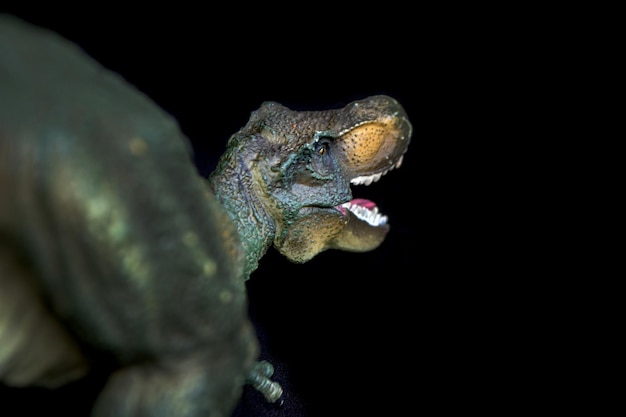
[0,14,412,417]
[210,96,412,268]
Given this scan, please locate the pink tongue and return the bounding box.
[351,198,377,209]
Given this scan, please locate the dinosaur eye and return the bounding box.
[315,136,332,156]
[309,133,335,177]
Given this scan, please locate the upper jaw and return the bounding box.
[350,154,405,186]
[333,95,412,181]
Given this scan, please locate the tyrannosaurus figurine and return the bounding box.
[0,14,412,416]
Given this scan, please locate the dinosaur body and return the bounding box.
[0,14,411,416]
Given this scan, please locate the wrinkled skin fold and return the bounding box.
[0,13,412,417]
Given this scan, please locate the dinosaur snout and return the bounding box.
[334,95,412,181]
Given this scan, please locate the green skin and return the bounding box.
[0,14,412,417]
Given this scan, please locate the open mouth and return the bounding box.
[335,155,405,227]
[336,199,388,227]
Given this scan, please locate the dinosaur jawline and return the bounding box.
[349,155,405,186]
[329,198,390,253]
[336,198,388,227]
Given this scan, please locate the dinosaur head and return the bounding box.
[210,95,412,269]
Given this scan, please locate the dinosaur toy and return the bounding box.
[0,14,412,416]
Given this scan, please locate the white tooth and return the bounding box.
[350,168,391,186]
[344,202,388,227]
[395,155,404,169]
[352,175,368,185]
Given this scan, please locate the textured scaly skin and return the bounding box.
[0,14,411,416]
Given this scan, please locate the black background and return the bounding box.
[0,5,530,417]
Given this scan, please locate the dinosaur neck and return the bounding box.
[208,150,276,280]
